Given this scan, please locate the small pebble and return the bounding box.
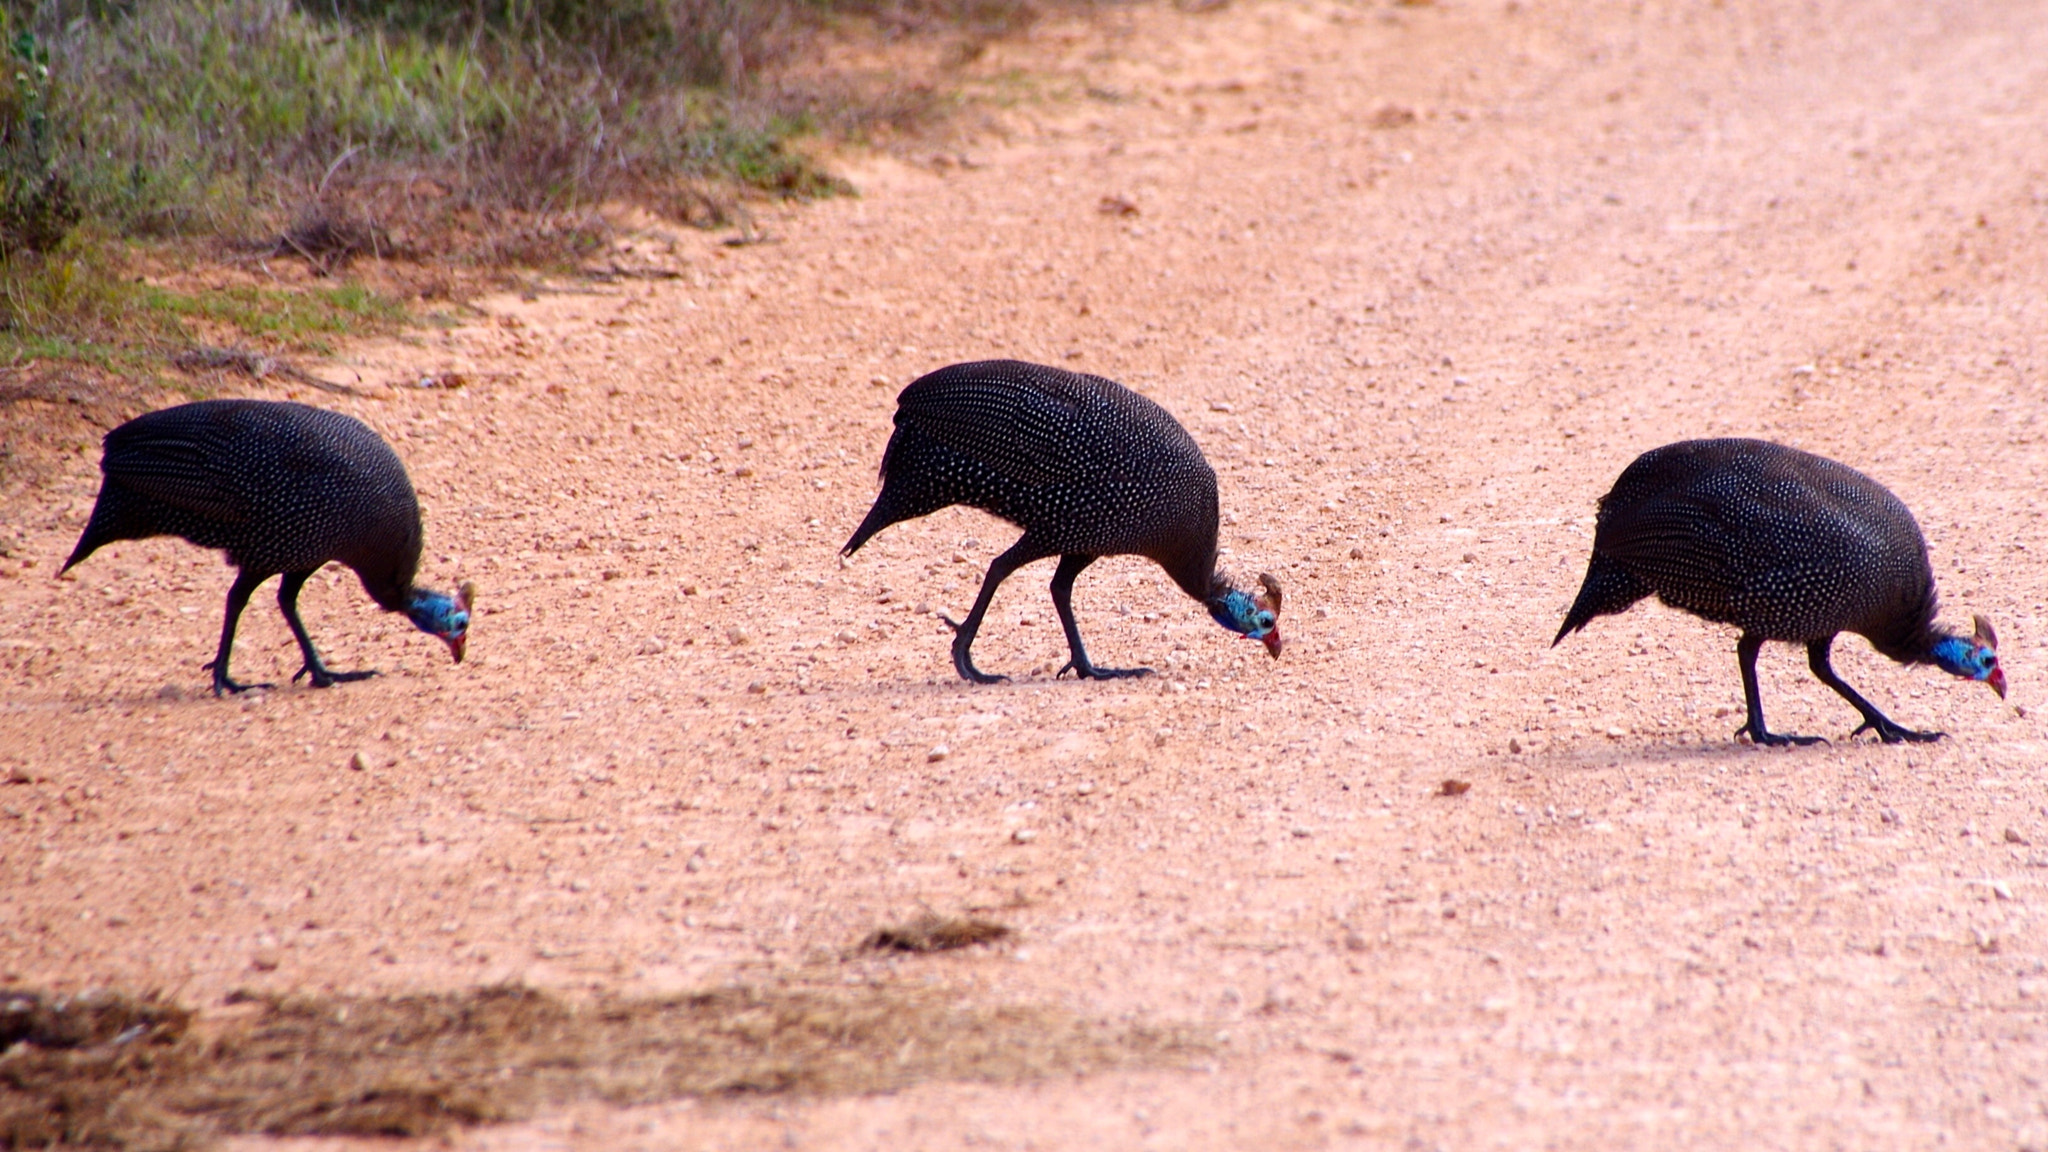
[927,744,950,763]
[1011,827,1038,844]
[1440,779,1471,796]
[348,752,368,772]
[2005,827,2030,845]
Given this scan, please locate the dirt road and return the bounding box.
[7,0,2048,1147]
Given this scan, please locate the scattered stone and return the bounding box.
[1010,828,1038,844]
[348,753,368,772]
[2006,827,2030,845]
[927,744,950,763]
[1440,779,1471,796]
[1291,826,1313,839]
[249,952,280,973]
[1348,545,1366,559]
[1507,737,1522,754]
[747,681,768,695]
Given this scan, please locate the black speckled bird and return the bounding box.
[62,399,472,695]
[1554,438,2004,744]
[843,359,1282,683]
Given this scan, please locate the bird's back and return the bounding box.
[68,400,422,599]
[846,361,1219,593]
[1592,438,1934,645]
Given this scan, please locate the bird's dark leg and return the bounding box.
[938,538,1042,684]
[1735,633,1825,746]
[279,570,378,689]
[1049,554,1151,680]
[1807,637,1942,744]
[202,570,273,696]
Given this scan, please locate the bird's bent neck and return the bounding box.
[358,568,420,615]
[1867,583,1943,666]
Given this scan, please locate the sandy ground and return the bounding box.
[7,0,2048,1147]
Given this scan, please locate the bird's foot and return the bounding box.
[1737,723,1827,747]
[203,660,271,697]
[938,613,964,634]
[1849,717,1945,744]
[1056,659,1153,680]
[293,663,380,689]
[952,646,1009,684]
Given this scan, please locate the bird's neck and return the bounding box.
[1199,571,1245,611]
[356,568,418,614]
[1155,550,1220,603]
[1868,582,1943,665]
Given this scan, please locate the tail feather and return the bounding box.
[842,498,901,557]
[1554,554,1650,646]
[62,482,145,574]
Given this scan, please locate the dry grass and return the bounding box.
[0,982,1201,1147]
[862,914,1015,953]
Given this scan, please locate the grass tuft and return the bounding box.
[862,914,1014,953]
[0,982,1200,1146]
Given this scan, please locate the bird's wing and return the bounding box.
[98,413,258,522]
[892,365,1085,486]
[1594,494,1743,595]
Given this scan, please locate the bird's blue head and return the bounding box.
[406,581,473,664]
[1930,614,2004,699]
[1206,572,1284,658]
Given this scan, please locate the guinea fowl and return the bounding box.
[1554,438,2004,744]
[62,400,472,695]
[843,359,1282,683]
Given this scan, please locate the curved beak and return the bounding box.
[444,632,467,664]
[1989,665,2007,700]
[1259,627,1284,659]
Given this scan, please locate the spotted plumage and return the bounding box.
[63,400,471,695]
[1554,438,2004,744]
[843,360,1281,682]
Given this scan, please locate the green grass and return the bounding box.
[0,0,856,249]
[0,0,1097,379]
[140,283,409,354]
[0,233,407,377]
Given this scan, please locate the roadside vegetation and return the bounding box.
[0,0,1069,381]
